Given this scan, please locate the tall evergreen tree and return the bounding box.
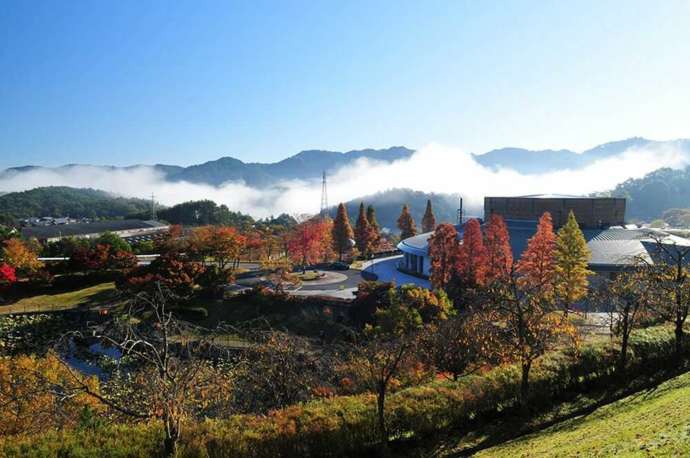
[366,205,381,247]
[516,212,557,302]
[355,202,375,257]
[554,211,592,313]
[491,211,575,408]
[397,204,417,240]
[332,203,354,261]
[484,214,513,285]
[455,218,487,287]
[421,199,436,233]
[428,223,460,289]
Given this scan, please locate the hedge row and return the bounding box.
[1,325,686,457]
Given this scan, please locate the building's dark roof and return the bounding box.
[490,194,618,199]
[397,220,690,271]
[514,194,584,199]
[22,220,167,240]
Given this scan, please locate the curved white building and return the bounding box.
[397,195,689,279]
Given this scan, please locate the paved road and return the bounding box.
[289,255,432,299]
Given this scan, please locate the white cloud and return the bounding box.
[1,142,688,219]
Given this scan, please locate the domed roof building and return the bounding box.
[397,195,690,278]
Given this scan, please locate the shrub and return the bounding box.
[2,325,686,457]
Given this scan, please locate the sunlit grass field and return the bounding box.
[477,370,690,457]
[0,282,119,314]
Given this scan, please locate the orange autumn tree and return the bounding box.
[455,218,488,287]
[428,223,460,289]
[355,202,376,258]
[188,225,246,271]
[421,199,436,233]
[244,230,265,261]
[484,214,513,285]
[0,352,101,436]
[2,238,44,277]
[287,218,332,269]
[366,205,382,248]
[488,212,577,409]
[516,212,557,300]
[397,204,417,240]
[332,203,354,261]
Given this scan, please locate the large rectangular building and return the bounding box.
[21,219,169,243]
[484,194,626,228]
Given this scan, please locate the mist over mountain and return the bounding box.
[2,138,690,222]
[1,147,415,188]
[5,138,690,186]
[473,138,690,174]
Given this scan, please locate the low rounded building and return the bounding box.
[397,195,689,278]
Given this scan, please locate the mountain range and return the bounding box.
[5,137,690,186]
[473,137,690,174]
[1,146,415,188]
[4,137,690,228]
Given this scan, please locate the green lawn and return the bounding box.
[476,371,690,457]
[296,270,324,281]
[0,282,119,315]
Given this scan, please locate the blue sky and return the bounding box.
[1,0,689,169]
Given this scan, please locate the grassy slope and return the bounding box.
[477,371,690,457]
[0,282,118,314]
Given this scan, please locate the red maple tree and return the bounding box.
[287,219,331,268]
[484,214,513,284]
[428,223,460,289]
[0,263,16,288]
[455,218,488,286]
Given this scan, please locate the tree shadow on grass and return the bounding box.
[390,367,689,457]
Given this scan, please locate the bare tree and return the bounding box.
[344,332,420,445]
[643,233,690,360]
[595,270,651,372]
[487,265,578,410]
[234,329,338,413]
[419,312,499,381]
[58,285,241,456]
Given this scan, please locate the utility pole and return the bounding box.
[457,197,463,225]
[151,193,157,221]
[320,171,329,218]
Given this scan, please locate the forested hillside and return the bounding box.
[339,188,464,232]
[605,166,690,221]
[0,187,152,222]
[151,200,296,229]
